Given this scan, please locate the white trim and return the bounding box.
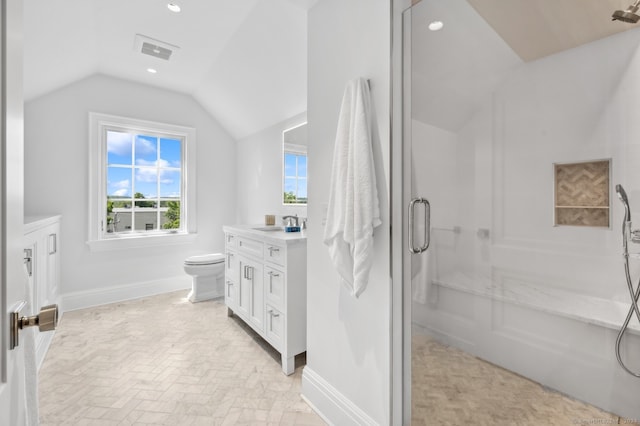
[283,143,307,154]
[36,330,55,372]
[88,113,197,249]
[60,276,191,312]
[390,1,414,424]
[282,122,308,206]
[301,366,379,426]
[86,231,197,251]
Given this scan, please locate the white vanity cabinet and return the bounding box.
[238,253,264,332]
[24,215,61,370]
[223,225,306,375]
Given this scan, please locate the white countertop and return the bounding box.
[223,224,307,243]
[24,214,61,233]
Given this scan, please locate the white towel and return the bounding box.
[323,78,381,297]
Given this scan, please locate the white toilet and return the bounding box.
[183,253,225,303]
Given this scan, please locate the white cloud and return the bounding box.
[106,132,133,156]
[135,136,156,156]
[107,133,158,158]
[135,160,178,183]
[136,168,159,183]
[112,188,128,197]
[111,179,130,189]
[136,159,169,168]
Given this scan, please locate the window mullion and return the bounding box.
[156,137,161,231]
[295,154,300,203]
[131,134,136,232]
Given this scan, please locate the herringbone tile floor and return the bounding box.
[40,291,631,425]
[39,292,324,425]
[412,333,633,426]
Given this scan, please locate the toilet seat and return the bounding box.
[184,253,225,266]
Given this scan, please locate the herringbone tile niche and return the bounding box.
[554,159,610,227]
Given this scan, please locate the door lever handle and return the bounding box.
[10,303,59,350]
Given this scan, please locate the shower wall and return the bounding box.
[411,24,640,418]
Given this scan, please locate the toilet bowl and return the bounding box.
[183,253,225,303]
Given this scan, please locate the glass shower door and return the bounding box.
[401,0,640,424]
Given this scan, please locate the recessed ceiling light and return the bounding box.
[428,21,444,31]
[147,68,157,74]
[167,3,181,13]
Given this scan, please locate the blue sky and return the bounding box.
[107,131,182,200]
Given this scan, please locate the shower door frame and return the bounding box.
[390,0,414,424]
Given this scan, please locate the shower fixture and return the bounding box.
[612,1,640,23]
[614,184,640,377]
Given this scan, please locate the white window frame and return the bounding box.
[282,143,308,206]
[88,113,197,251]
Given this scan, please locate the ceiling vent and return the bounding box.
[134,34,180,61]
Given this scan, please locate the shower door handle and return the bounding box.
[408,197,430,254]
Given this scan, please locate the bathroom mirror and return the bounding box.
[282,122,308,205]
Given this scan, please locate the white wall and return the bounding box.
[236,112,307,225]
[24,74,237,308]
[303,1,391,424]
[485,28,640,302]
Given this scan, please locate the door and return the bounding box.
[243,257,264,332]
[248,261,264,332]
[395,0,640,423]
[1,0,28,424]
[237,256,251,318]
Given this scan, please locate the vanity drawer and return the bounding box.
[265,266,285,310]
[225,279,237,310]
[225,252,239,282]
[237,236,264,260]
[264,243,285,266]
[266,305,284,351]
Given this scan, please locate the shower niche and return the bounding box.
[554,159,610,227]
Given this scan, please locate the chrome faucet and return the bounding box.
[282,215,299,227]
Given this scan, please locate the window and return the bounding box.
[283,151,307,204]
[89,113,196,250]
[282,122,307,205]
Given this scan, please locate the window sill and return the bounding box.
[86,232,197,252]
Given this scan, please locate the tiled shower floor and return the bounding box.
[412,333,634,425]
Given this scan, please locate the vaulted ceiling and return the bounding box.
[24,0,317,140]
[25,1,640,139]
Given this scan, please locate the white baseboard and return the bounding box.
[301,366,379,426]
[36,331,55,371]
[60,276,191,312]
